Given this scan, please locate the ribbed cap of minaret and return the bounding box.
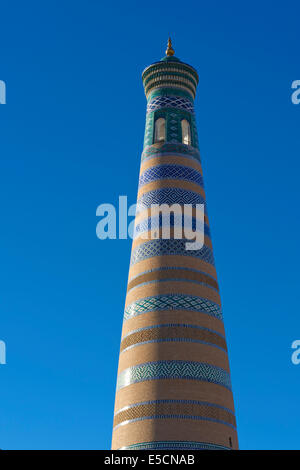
[142,38,199,100]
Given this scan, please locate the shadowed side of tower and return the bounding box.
[111,39,238,451]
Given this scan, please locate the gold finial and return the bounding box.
[166,37,175,56]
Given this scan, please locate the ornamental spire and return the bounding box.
[166,37,175,56]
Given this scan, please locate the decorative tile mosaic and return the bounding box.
[147,87,194,103]
[119,441,231,450]
[130,239,215,266]
[167,107,198,146]
[144,112,155,148]
[133,215,209,240]
[147,96,195,114]
[123,295,223,321]
[116,360,232,391]
[137,188,205,210]
[139,165,203,188]
[167,111,180,143]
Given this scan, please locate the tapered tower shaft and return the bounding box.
[112,40,238,450]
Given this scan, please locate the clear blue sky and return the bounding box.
[1,0,300,450]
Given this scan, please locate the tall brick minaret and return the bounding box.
[111,39,238,450]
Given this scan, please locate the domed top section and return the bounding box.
[142,38,199,100]
[160,55,181,63]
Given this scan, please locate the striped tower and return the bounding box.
[112,39,238,451]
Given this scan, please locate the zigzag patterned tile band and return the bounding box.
[130,239,215,266]
[137,187,206,209]
[139,164,204,188]
[119,441,231,450]
[123,295,223,321]
[134,216,209,240]
[147,95,195,113]
[116,361,232,391]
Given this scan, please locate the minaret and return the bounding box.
[111,39,238,450]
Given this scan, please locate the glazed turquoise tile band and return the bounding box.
[123,294,223,321]
[116,360,231,391]
[141,142,201,160]
[119,441,231,450]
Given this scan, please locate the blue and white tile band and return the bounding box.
[147,95,195,114]
[133,215,208,240]
[124,295,223,321]
[139,164,203,188]
[116,361,232,391]
[130,239,215,266]
[137,187,206,210]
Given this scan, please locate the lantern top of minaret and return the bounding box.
[142,38,199,100]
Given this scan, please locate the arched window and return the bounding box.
[154,117,166,143]
[181,119,191,145]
